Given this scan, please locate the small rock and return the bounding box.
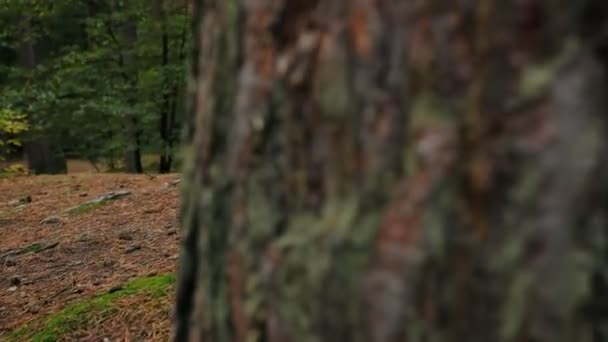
[10,276,21,286]
[14,204,27,211]
[118,231,133,241]
[108,283,124,293]
[4,258,16,267]
[163,179,180,189]
[147,271,158,277]
[9,195,31,207]
[166,229,177,236]
[78,233,92,242]
[7,286,17,292]
[27,304,40,314]
[40,216,62,225]
[124,244,142,254]
[101,257,113,268]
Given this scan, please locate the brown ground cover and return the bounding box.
[0,173,181,341]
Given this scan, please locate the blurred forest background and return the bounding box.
[0,0,191,174]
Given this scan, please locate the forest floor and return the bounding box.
[0,172,181,341]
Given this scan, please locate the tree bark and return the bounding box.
[176,1,608,341]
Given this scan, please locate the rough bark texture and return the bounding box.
[177,0,608,341]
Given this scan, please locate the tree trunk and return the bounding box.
[18,33,67,175]
[159,32,173,173]
[23,141,67,175]
[121,13,143,174]
[176,1,608,341]
[123,121,143,174]
[123,116,143,173]
[158,0,173,173]
[158,1,189,173]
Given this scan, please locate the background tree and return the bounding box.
[176,0,608,341]
[13,4,68,174]
[0,0,191,173]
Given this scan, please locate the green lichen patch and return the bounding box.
[66,200,109,215]
[7,274,175,342]
[66,191,131,216]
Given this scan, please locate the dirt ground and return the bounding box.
[0,173,181,341]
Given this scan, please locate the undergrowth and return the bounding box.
[66,201,109,215]
[7,274,175,342]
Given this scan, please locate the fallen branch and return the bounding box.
[65,190,131,214]
[0,241,59,262]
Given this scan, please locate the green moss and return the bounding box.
[409,91,451,128]
[0,171,18,178]
[7,274,175,342]
[514,38,579,105]
[66,201,108,215]
[20,243,44,254]
[252,195,379,340]
[313,51,351,118]
[121,273,175,298]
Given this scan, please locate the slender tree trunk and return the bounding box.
[123,118,144,173]
[158,0,173,173]
[158,1,189,173]
[18,34,67,175]
[123,118,143,173]
[177,1,608,341]
[121,13,143,174]
[102,2,142,173]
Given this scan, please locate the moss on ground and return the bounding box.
[66,201,109,215]
[7,274,175,342]
[19,243,44,254]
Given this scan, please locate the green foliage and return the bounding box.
[7,274,175,342]
[0,0,190,169]
[0,163,29,176]
[0,108,28,159]
[65,200,108,215]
